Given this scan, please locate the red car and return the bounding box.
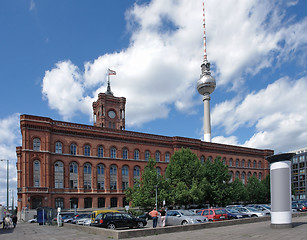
[197,208,228,221]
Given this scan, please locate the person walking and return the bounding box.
[149,207,159,228]
[159,207,166,227]
[12,215,17,228]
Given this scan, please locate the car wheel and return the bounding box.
[181,220,188,225]
[209,219,213,222]
[251,215,257,217]
[137,222,144,228]
[107,223,116,229]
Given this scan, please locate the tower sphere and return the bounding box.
[197,74,216,96]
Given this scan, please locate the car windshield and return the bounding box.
[246,207,258,211]
[262,205,271,210]
[178,210,196,216]
[227,209,240,213]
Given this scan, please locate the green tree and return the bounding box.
[203,157,232,206]
[165,148,208,207]
[246,176,266,203]
[261,174,270,203]
[229,178,248,204]
[125,158,166,209]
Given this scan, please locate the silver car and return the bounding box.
[165,210,208,226]
[235,207,266,217]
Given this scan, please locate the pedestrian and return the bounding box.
[149,207,159,228]
[12,215,17,228]
[2,217,5,229]
[159,207,166,227]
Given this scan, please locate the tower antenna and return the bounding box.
[197,0,216,142]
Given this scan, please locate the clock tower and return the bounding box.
[92,84,126,130]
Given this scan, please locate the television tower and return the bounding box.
[197,0,216,142]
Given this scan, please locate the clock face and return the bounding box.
[108,110,116,119]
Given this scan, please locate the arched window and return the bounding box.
[253,160,257,168]
[156,167,161,175]
[165,152,170,162]
[84,145,91,156]
[55,142,62,154]
[110,165,117,190]
[248,172,251,180]
[229,171,233,183]
[33,160,40,187]
[229,158,233,167]
[70,144,77,155]
[200,156,205,164]
[54,161,64,188]
[258,161,262,169]
[122,148,128,159]
[241,172,246,184]
[258,172,262,181]
[248,160,251,168]
[222,158,226,165]
[33,138,40,151]
[145,151,150,161]
[155,151,160,162]
[133,166,141,186]
[97,164,105,190]
[208,156,212,162]
[236,159,240,167]
[122,165,129,190]
[253,172,257,177]
[69,162,78,189]
[242,159,245,168]
[110,147,116,159]
[98,146,104,158]
[134,149,139,160]
[235,171,240,179]
[84,163,92,190]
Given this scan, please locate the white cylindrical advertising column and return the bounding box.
[266,153,294,229]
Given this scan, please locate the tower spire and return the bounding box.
[197,0,216,142]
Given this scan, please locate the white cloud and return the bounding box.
[29,0,36,11]
[0,114,21,206]
[212,77,307,152]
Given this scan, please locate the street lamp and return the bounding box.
[0,159,9,208]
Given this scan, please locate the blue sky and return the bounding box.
[0,0,307,206]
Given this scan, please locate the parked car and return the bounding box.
[92,212,147,229]
[196,208,228,221]
[137,212,152,221]
[292,203,307,212]
[72,213,91,224]
[165,210,208,226]
[246,204,270,215]
[235,207,266,217]
[225,208,250,219]
[91,209,120,224]
[76,214,91,225]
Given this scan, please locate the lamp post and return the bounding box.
[0,159,9,208]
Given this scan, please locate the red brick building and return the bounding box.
[16,91,273,215]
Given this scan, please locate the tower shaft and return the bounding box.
[203,94,211,142]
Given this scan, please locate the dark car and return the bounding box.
[92,212,147,229]
[137,212,152,221]
[225,208,250,219]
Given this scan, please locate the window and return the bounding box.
[54,161,64,188]
[200,156,205,164]
[69,162,78,189]
[156,167,161,175]
[208,156,212,162]
[98,197,105,208]
[122,166,129,190]
[165,152,170,162]
[229,158,233,167]
[248,172,251,179]
[145,151,150,161]
[229,171,233,183]
[111,197,118,208]
[223,158,226,165]
[258,161,262,169]
[110,165,117,190]
[110,147,116,159]
[235,171,240,179]
[134,149,139,160]
[236,159,239,167]
[84,198,92,208]
[248,160,251,168]
[122,148,128,159]
[33,138,40,151]
[241,172,246,184]
[55,198,64,209]
[70,144,77,155]
[241,159,245,168]
[253,160,257,168]
[155,151,160,162]
[258,172,262,181]
[98,146,104,158]
[84,163,92,189]
[97,164,105,190]
[33,160,40,187]
[55,142,62,154]
[84,145,91,156]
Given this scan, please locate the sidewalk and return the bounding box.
[1,214,306,240]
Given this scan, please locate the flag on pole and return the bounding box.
[108,69,116,75]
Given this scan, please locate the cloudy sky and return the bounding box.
[0,0,306,206]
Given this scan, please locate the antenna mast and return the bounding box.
[203,1,207,62]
